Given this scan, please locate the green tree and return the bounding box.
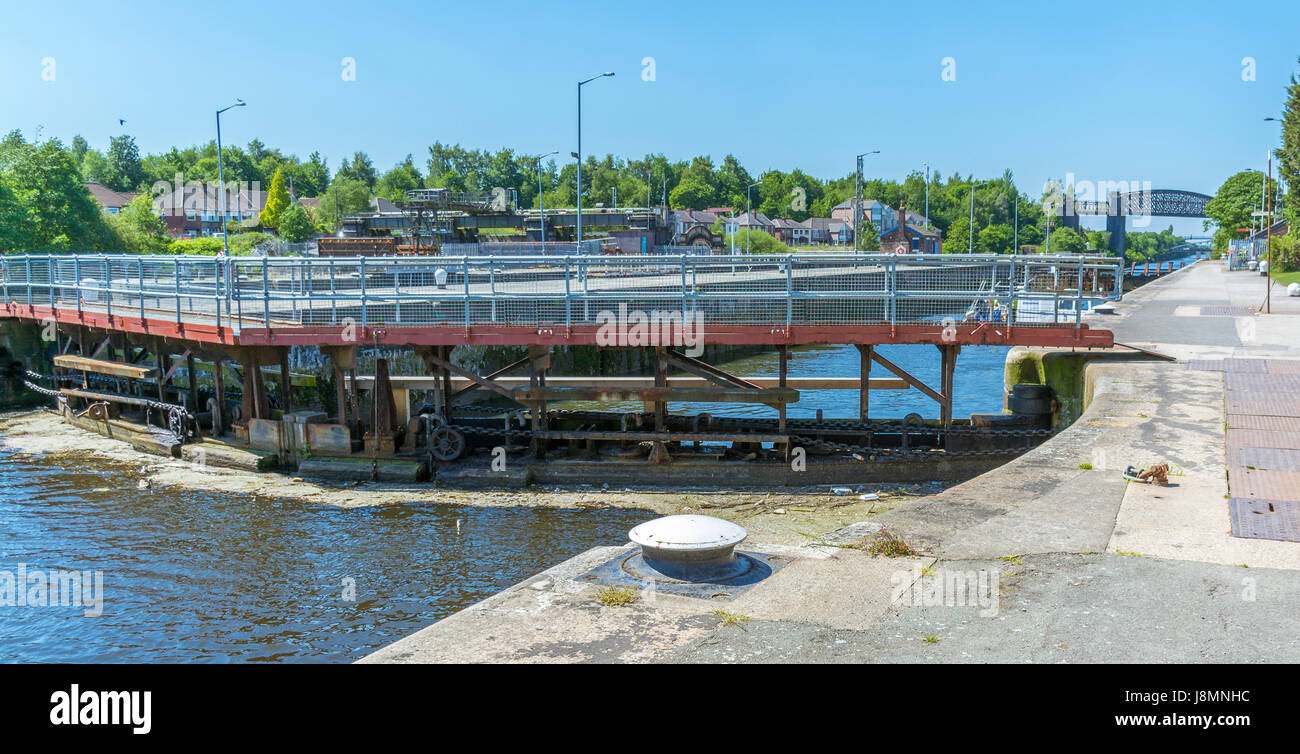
[1204,170,1265,253]
[723,228,788,254]
[105,134,146,191]
[260,167,290,229]
[1278,59,1300,228]
[376,155,423,201]
[669,177,714,210]
[978,223,1015,254]
[0,134,117,252]
[277,203,315,242]
[107,194,169,253]
[1048,226,1087,253]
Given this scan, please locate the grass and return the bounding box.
[1270,269,1300,287]
[1116,551,1145,558]
[999,554,1025,565]
[857,526,920,557]
[711,610,751,626]
[1077,462,1094,470]
[594,586,638,607]
[923,635,941,643]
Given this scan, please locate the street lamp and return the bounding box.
[215,98,245,256]
[922,161,930,230]
[576,72,614,250]
[854,150,879,252]
[530,150,559,242]
[746,181,761,253]
[1264,117,1283,312]
[968,181,994,254]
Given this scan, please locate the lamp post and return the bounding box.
[576,72,614,249]
[1264,117,1283,313]
[854,150,879,252]
[746,181,761,254]
[968,181,993,254]
[923,161,930,230]
[215,99,245,256]
[531,150,558,242]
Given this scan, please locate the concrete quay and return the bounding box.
[361,260,1300,664]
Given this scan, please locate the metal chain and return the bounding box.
[22,370,194,443]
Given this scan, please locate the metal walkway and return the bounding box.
[0,252,1121,349]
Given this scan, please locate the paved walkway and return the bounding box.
[363,261,1300,663]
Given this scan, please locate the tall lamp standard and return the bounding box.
[854,150,879,252]
[576,72,614,249]
[215,99,246,256]
[530,150,559,242]
[922,161,931,230]
[968,181,994,254]
[746,181,761,254]
[1264,117,1283,313]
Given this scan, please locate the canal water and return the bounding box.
[0,343,1010,663]
[558,344,1013,420]
[0,450,650,663]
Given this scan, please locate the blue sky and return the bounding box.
[2,0,1296,234]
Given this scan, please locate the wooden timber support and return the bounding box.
[527,345,550,459]
[650,347,670,465]
[938,344,960,427]
[855,345,873,421]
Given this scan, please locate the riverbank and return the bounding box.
[0,408,944,546]
[362,260,1300,663]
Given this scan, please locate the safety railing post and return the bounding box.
[329,258,337,324]
[462,257,470,329]
[174,259,182,324]
[103,257,112,319]
[138,257,145,321]
[564,256,572,329]
[74,256,81,314]
[214,258,222,331]
[359,258,367,328]
[262,257,271,327]
[785,255,793,328]
[49,257,55,308]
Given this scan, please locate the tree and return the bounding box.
[1048,226,1087,253]
[0,134,117,252]
[669,177,713,210]
[978,224,1015,254]
[314,176,371,232]
[337,151,377,188]
[723,228,788,254]
[277,203,315,242]
[1204,170,1266,253]
[1278,59,1300,228]
[376,155,423,201]
[107,194,169,253]
[260,167,290,229]
[105,134,146,191]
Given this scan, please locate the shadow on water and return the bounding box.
[0,451,650,663]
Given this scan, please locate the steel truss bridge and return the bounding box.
[1059,189,1212,256]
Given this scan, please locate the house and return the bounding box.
[878,204,943,254]
[799,217,836,245]
[84,183,139,215]
[828,219,854,245]
[831,198,896,231]
[770,218,807,244]
[727,211,775,236]
[152,183,265,238]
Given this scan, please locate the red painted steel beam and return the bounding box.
[0,304,1114,350]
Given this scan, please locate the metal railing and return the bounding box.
[0,253,1122,333]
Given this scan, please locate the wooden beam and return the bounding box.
[870,350,944,405]
[661,349,761,390]
[421,351,516,401]
[856,344,873,421]
[52,355,157,380]
[449,355,533,400]
[511,386,800,404]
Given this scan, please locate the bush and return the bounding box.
[722,228,789,254]
[167,237,226,255]
[228,231,275,255]
[1270,233,1298,273]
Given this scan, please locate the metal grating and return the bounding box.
[1229,498,1300,542]
[0,252,1124,333]
[1226,429,1300,450]
[1229,469,1300,500]
[1227,446,1300,472]
[1265,360,1300,374]
[1227,414,1300,432]
[1226,373,1300,391]
[1225,400,1300,417]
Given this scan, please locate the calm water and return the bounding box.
[0,343,1010,663]
[560,343,1012,420]
[0,450,649,663]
